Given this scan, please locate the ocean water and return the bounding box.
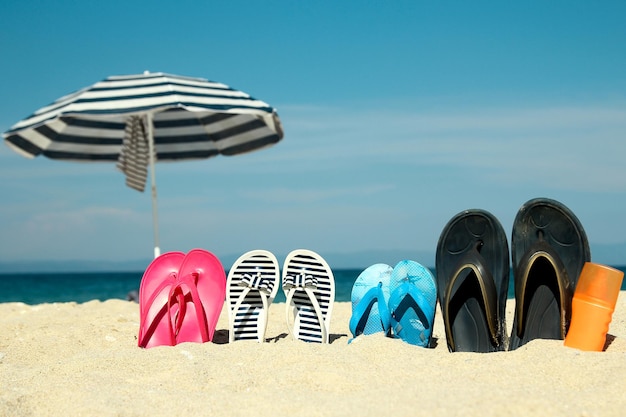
[1,267,625,305]
[0,269,363,305]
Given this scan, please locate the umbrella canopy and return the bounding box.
[3,72,284,257]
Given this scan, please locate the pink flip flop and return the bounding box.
[138,251,185,348]
[174,249,226,344]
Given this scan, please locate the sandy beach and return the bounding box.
[2,293,626,417]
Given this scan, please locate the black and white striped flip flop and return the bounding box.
[226,250,280,343]
[282,249,335,343]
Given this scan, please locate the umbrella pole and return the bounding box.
[145,113,161,258]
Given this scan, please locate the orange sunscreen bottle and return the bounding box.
[564,262,624,351]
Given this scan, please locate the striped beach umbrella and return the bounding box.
[3,72,284,258]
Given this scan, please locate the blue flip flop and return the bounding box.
[349,264,393,339]
[388,260,437,347]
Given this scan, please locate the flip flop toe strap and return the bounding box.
[444,249,499,351]
[284,273,327,343]
[349,282,391,337]
[514,239,570,339]
[167,272,210,343]
[389,283,435,345]
[138,273,178,347]
[229,272,272,342]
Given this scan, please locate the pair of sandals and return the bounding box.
[436,197,591,352]
[349,260,437,347]
[139,248,335,348]
[138,249,227,348]
[227,249,335,344]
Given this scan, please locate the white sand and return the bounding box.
[2,293,626,416]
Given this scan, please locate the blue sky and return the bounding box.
[1,1,625,267]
